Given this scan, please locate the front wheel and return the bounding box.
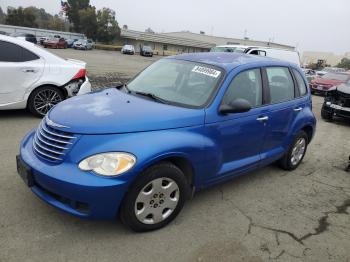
[278,131,308,170]
[27,86,64,117]
[120,162,189,232]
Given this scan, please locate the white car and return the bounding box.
[121,45,135,55]
[210,45,301,67]
[0,35,91,117]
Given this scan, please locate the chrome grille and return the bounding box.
[33,119,76,162]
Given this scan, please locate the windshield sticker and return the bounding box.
[192,66,221,78]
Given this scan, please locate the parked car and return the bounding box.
[210,45,301,66]
[310,72,350,95]
[66,38,79,48]
[73,39,94,50]
[303,68,317,83]
[11,32,37,44]
[0,34,91,117]
[43,38,67,49]
[317,67,346,76]
[140,46,153,57]
[38,36,50,45]
[16,53,316,231]
[121,44,135,55]
[321,80,350,121]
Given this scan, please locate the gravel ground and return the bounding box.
[0,49,349,262]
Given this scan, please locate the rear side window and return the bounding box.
[223,68,263,107]
[266,67,294,104]
[0,41,39,62]
[292,69,307,96]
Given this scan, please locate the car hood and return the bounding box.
[337,84,350,94]
[312,78,344,86]
[48,88,204,134]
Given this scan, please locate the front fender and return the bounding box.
[68,126,208,187]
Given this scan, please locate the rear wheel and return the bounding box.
[278,131,308,170]
[27,86,64,117]
[120,162,189,232]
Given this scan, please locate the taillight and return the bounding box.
[72,69,86,80]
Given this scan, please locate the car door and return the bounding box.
[205,68,268,183]
[260,66,303,164]
[0,40,44,105]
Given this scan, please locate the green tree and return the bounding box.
[0,7,6,24]
[78,6,97,39]
[96,8,120,43]
[48,15,66,31]
[5,7,38,28]
[336,58,350,70]
[66,0,90,32]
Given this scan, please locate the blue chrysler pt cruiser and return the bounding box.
[17,53,316,231]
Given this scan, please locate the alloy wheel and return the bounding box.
[34,89,62,116]
[291,138,306,166]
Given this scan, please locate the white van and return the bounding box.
[210,45,301,67]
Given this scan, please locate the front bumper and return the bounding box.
[322,102,350,119]
[18,130,131,219]
[310,85,331,95]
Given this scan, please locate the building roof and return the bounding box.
[168,52,290,72]
[162,31,295,50]
[121,29,215,49]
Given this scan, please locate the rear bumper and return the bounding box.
[77,77,92,95]
[18,130,131,219]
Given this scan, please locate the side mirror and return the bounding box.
[219,98,252,114]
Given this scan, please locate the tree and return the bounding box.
[78,6,97,39]
[145,27,155,34]
[96,8,120,43]
[5,7,38,28]
[122,24,128,30]
[66,0,90,32]
[48,15,66,31]
[336,58,350,70]
[0,7,6,24]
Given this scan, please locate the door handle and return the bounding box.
[256,116,269,122]
[22,68,37,73]
[294,107,303,112]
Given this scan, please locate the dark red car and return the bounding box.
[43,38,67,49]
[310,72,350,95]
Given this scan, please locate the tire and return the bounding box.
[27,86,64,118]
[120,162,190,232]
[321,106,333,121]
[278,131,308,171]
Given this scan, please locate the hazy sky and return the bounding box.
[1,0,349,54]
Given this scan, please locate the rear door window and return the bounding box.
[292,69,307,96]
[266,67,295,103]
[0,41,39,62]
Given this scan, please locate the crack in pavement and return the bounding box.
[221,189,350,248]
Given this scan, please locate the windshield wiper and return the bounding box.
[133,91,169,104]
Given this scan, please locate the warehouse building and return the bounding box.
[118,29,295,55]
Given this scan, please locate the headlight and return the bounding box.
[78,152,136,176]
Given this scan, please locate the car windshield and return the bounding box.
[143,46,152,50]
[322,73,348,81]
[127,59,224,108]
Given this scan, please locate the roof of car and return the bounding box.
[170,52,291,72]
